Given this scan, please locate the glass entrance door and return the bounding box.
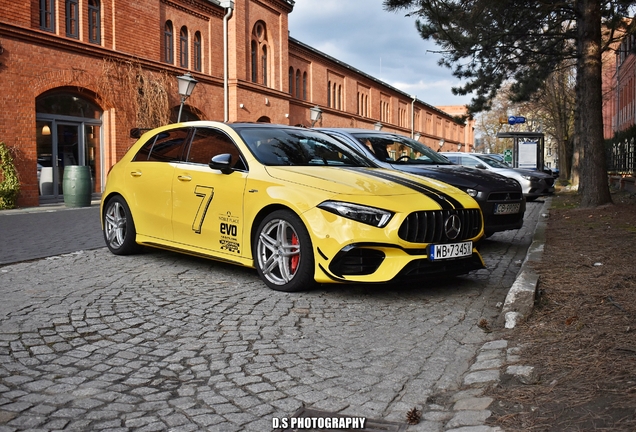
[37,122,83,200]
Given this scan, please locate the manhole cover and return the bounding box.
[273,407,408,431]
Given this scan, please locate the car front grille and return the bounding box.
[398,209,482,244]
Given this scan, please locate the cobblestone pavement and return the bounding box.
[0,201,544,431]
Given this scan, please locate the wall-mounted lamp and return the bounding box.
[457,143,463,151]
[42,125,51,136]
[239,103,245,109]
[438,138,445,148]
[309,106,322,127]
[285,113,289,118]
[374,121,383,131]
[176,72,198,123]
[265,97,270,106]
[414,132,421,141]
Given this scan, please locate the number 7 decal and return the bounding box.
[192,185,214,234]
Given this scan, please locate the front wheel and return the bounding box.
[253,210,315,292]
[103,196,141,255]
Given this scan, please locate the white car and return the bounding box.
[441,152,555,201]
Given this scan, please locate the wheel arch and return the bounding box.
[249,203,298,256]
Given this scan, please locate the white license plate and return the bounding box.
[429,241,473,261]
[494,203,520,215]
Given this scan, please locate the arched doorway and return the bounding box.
[256,116,271,123]
[36,91,103,203]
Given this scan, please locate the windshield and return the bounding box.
[351,133,452,165]
[474,154,510,168]
[235,127,370,167]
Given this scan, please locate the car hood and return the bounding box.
[264,166,469,198]
[389,164,521,190]
[490,167,552,179]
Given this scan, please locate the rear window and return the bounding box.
[134,128,190,162]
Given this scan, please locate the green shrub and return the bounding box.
[0,142,20,210]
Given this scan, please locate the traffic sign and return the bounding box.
[503,149,512,163]
[507,116,526,125]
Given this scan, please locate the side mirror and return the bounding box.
[475,163,486,169]
[209,153,233,174]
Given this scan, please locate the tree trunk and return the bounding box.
[576,0,612,206]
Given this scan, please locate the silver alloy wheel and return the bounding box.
[256,218,301,286]
[104,201,127,250]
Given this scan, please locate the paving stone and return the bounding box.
[0,201,545,432]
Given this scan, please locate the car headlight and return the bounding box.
[465,188,478,198]
[521,175,538,181]
[318,201,393,228]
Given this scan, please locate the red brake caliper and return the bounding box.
[290,233,299,273]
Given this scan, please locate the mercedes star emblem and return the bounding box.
[444,214,461,240]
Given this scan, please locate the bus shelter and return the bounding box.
[496,132,545,170]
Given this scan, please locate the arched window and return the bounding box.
[88,0,101,44]
[303,72,307,100]
[164,21,174,64]
[194,31,202,72]
[66,0,79,38]
[327,81,331,107]
[180,26,188,68]
[288,67,294,94]
[262,46,268,86]
[295,70,300,99]
[251,21,269,87]
[337,85,342,110]
[251,41,257,83]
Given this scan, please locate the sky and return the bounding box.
[287,0,473,108]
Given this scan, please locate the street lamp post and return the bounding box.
[176,72,198,123]
[309,106,322,127]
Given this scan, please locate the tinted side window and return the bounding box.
[460,156,481,168]
[186,128,245,170]
[444,155,459,164]
[134,128,190,162]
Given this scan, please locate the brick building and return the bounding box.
[0,0,473,207]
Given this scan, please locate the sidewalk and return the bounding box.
[0,200,104,265]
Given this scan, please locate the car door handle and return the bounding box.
[130,171,142,177]
[177,175,192,182]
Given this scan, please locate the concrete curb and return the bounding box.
[498,197,551,329]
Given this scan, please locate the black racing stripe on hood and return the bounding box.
[344,167,462,210]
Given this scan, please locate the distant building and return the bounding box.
[0,0,473,207]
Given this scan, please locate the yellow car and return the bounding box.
[101,121,485,291]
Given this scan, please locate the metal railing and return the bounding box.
[607,137,636,175]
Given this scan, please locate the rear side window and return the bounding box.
[185,128,246,170]
[134,128,190,162]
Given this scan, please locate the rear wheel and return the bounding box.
[253,210,315,292]
[103,196,141,255]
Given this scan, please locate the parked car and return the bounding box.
[101,122,485,292]
[317,128,525,237]
[485,153,510,166]
[441,152,555,201]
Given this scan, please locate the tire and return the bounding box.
[103,195,141,255]
[253,210,315,292]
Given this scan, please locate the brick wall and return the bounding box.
[0,0,468,207]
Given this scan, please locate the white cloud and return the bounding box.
[288,0,472,107]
